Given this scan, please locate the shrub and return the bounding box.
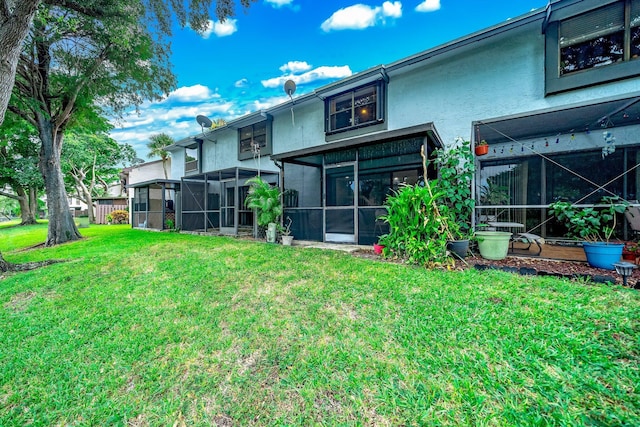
[378,182,453,267]
[110,210,129,224]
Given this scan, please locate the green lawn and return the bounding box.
[1,223,639,426]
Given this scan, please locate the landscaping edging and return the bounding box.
[473,263,623,286]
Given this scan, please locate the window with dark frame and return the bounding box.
[325,81,384,134]
[546,0,640,94]
[238,121,271,160]
[185,144,199,174]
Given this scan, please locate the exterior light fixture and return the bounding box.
[613,261,637,287]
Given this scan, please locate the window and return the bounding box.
[325,81,385,134]
[546,0,640,94]
[238,120,272,161]
[185,144,199,174]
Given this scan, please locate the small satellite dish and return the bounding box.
[196,114,213,128]
[284,80,296,97]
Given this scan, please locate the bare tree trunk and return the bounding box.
[16,186,37,225]
[0,1,40,127]
[73,176,95,223]
[29,187,38,220]
[38,119,81,246]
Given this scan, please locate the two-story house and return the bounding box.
[162,0,640,245]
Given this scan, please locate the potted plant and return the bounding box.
[433,137,475,259]
[622,241,638,262]
[245,176,283,243]
[279,216,294,246]
[474,139,489,156]
[549,196,628,270]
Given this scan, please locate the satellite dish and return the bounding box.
[284,80,296,97]
[196,114,213,128]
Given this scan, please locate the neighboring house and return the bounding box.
[166,0,640,244]
[122,158,179,229]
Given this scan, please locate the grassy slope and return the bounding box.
[0,223,638,426]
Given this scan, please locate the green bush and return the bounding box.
[244,176,282,227]
[378,182,452,267]
[110,210,129,224]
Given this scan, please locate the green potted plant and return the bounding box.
[278,216,294,246]
[433,137,475,259]
[549,196,628,270]
[245,176,283,243]
[474,139,489,156]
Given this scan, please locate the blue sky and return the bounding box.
[111,0,547,159]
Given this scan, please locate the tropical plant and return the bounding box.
[147,133,173,179]
[549,196,628,243]
[244,176,282,228]
[433,137,475,238]
[378,182,453,267]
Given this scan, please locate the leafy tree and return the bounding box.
[0,0,256,128]
[5,0,255,247]
[147,133,173,179]
[0,112,43,224]
[62,129,136,224]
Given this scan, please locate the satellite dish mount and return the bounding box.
[196,114,213,138]
[284,80,296,100]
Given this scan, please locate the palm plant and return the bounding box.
[244,176,282,227]
[147,133,173,179]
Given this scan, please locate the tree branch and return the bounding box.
[0,189,24,201]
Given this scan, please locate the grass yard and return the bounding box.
[0,223,639,426]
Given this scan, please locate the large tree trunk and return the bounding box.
[0,1,40,127]
[16,186,37,225]
[39,119,81,246]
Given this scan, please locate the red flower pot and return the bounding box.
[475,145,489,156]
[373,243,385,255]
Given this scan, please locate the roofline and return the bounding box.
[272,123,441,161]
[171,1,553,147]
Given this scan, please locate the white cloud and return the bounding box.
[201,18,238,38]
[235,78,249,88]
[265,0,294,8]
[321,2,402,32]
[415,0,440,13]
[167,85,217,102]
[383,1,402,18]
[279,61,313,73]
[261,65,353,88]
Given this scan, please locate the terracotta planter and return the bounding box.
[475,145,489,156]
[622,252,636,261]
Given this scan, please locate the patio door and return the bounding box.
[325,163,356,243]
[220,179,236,235]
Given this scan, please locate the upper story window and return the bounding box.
[185,144,199,174]
[238,120,272,161]
[545,0,640,94]
[325,81,385,134]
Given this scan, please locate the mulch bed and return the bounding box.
[352,250,640,289]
